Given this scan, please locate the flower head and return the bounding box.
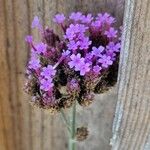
[93,65,102,74]
[25,35,33,44]
[85,53,93,63]
[81,14,93,24]
[97,13,115,25]
[31,16,42,30]
[25,11,121,111]
[67,79,80,94]
[67,40,80,50]
[53,13,66,24]
[92,46,105,57]
[91,20,101,30]
[40,78,54,91]
[28,57,41,70]
[41,65,56,79]
[98,55,113,68]
[106,42,121,52]
[35,42,47,54]
[104,27,118,38]
[78,62,90,76]
[79,37,92,50]
[62,50,71,57]
[69,12,83,22]
[68,53,85,70]
[65,24,88,41]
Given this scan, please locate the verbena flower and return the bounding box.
[69,12,83,22]
[106,42,121,52]
[40,78,54,91]
[78,62,90,76]
[25,35,33,43]
[67,40,80,50]
[65,24,88,41]
[68,53,85,70]
[41,65,56,79]
[24,12,121,112]
[93,65,102,74]
[28,57,41,70]
[34,42,47,54]
[104,27,118,38]
[79,37,92,50]
[97,13,116,25]
[98,55,113,68]
[92,46,104,57]
[81,14,93,24]
[31,16,42,30]
[91,20,102,32]
[53,13,66,24]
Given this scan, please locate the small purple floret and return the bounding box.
[98,55,113,68]
[104,27,118,38]
[40,78,54,91]
[92,46,104,57]
[78,62,90,76]
[93,65,102,74]
[107,42,121,52]
[53,13,66,24]
[41,65,56,79]
[28,57,41,70]
[31,16,42,30]
[81,14,93,24]
[25,35,33,43]
[79,37,92,50]
[68,53,85,70]
[35,42,47,54]
[69,12,83,22]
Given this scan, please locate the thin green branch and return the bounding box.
[60,109,71,133]
[69,101,76,150]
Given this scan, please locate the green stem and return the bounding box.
[60,109,71,133]
[69,101,76,150]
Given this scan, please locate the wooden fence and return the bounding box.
[0,0,149,150]
[112,0,150,149]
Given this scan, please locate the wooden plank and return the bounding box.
[111,0,150,149]
[13,0,32,149]
[0,1,7,149]
[0,0,18,150]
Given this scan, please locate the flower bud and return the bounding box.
[78,92,94,107]
[67,79,80,96]
[24,78,39,96]
[43,28,59,47]
[76,127,89,141]
[59,96,75,109]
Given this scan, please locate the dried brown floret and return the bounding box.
[76,127,89,141]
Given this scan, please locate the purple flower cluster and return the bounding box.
[25,12,121,112]
[40,65,56,91]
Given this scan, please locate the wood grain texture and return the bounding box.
[111,0,150,149]
[0,0,124,150]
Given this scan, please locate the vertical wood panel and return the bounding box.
[0,2,8,149]
[111,0,150,149]
[0,0,124,150]
[0,0,17,149]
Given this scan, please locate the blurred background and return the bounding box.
[0,0,124,149]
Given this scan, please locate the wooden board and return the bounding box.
[111,0,150,149]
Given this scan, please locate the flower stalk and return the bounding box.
[60,109,71,133]
[69,101,76,150]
